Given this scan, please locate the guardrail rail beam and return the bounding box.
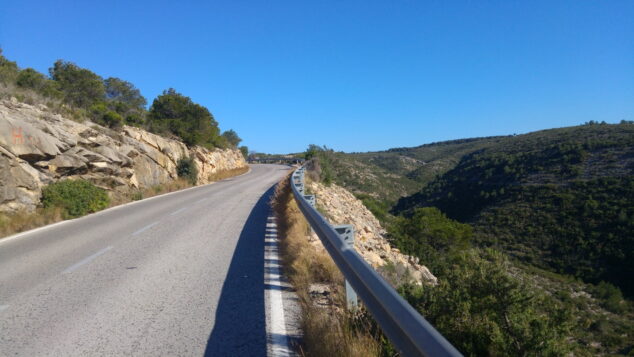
[289,167,462,357]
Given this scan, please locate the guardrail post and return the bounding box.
[293,169,305,195]
[334,224,358,310]
[304,195,316,234]
[303,194,315,208]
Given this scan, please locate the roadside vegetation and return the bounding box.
[41,179,110,218]
[0,166,250,239]
[271,174,383,357]
[304,123,634,355]
[0,49,252,239]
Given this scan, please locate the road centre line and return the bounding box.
[170,207,188,216]
[132,221,159,236]
[62,246,113,274]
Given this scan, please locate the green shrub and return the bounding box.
[0,49,19,84]
[592,281,627,313]
[176,157,198,185]
[16,68,47,90]
[400,249,573,356]
[41,180,110,218]
[102,110,123,129]
[239,145,249,159]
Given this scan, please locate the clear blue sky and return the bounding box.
[1,1,632,154]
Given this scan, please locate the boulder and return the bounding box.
[0,155,42,212]
[47,153,88,175]
[0,117,62,162]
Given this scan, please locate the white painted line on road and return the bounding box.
[0,305,9,312]
[62,246,113,274]
[132,221,159,236]
[194,198,208,204]
[264,216,294,357]
[170,207,188,216]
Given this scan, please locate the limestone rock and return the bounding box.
[307,180,437,286]
[0,155,42,212]
[0,99,247,213]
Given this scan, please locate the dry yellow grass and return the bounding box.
[0,207,64,238]
[271,174,381,357]
[0,166,250,239]
[206,166,250,181]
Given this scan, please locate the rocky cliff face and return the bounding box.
[307,180,437,286]
[0,98,247,213]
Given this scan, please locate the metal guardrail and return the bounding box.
[290,167,462,357]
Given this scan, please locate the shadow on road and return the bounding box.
[204,185,276,356]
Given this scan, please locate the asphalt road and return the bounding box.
[0,164,291,356]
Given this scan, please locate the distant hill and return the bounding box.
[320,136,508,203]
[393,123,634,296]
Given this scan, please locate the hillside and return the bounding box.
[0,98,246,214]
[0,50,248,237]
[311,136,507,203]
[393,123,634,297]
[307,123,634,355]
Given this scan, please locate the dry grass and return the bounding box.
[109,178,193,207]
[0,207,64,238]
[207,166,250,181]
[0,82,88,123]
[0,166,250,239]
[271,175,382,357]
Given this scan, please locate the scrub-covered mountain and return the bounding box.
[306,136,507,204]
[307,123,634,355]
[393,123,634,297]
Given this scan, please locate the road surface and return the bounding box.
[0,164,292,356]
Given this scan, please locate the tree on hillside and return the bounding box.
[103,77,147,126]
[15,68,61,98]
[104,77,146,111]
[239,146,249,159]
[221,129,241,147]
[16,68,47,89]
[147,88,221,147]
[0,48,19,83]
[49,60,105,108]
[390,206,472,267]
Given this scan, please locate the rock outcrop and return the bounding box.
[0,98,247,213]
[307,180,437,286]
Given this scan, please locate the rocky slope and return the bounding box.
[0,97,246,213]
[306,180,437,286]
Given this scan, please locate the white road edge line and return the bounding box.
[265,216,293,357]
[132,221,159,236]
[62,246,113,274]
[0,166,254,247]
[170,207,188,216]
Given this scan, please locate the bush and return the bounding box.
[147,88,222,148]
[239,145,249,159]
[16,68,47,90]
[102,110,123,129]
[41,180,110,218]
[592,281,627,313]
[400,249,573,356]
[176,157,198,185]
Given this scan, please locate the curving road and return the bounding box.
[0,164,292,356]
